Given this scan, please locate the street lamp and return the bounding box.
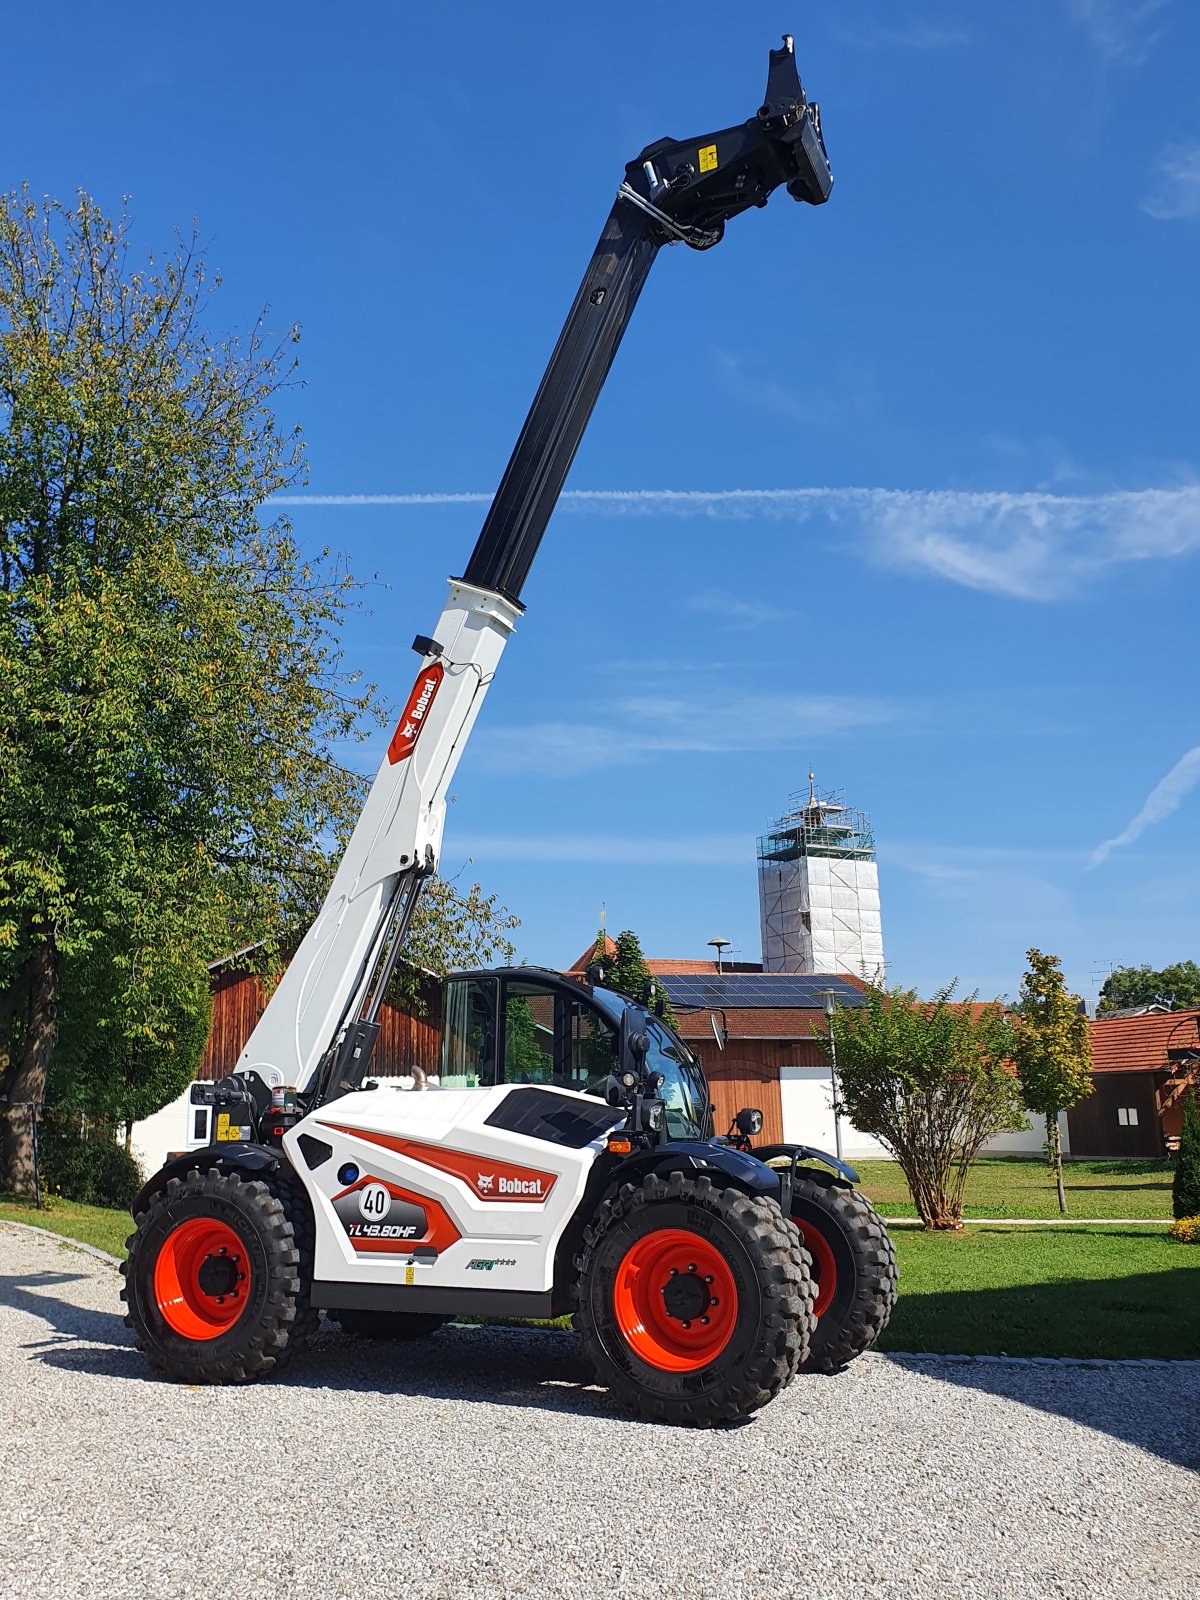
[819,986,844,1162]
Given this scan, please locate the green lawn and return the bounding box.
[0,1193,131,1259]
[4,1187,1196,1361]
[854,1157,1174,1221]
[883,1224,1198,1359]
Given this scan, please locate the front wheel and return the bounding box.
[575,1171,815,1427]
[785,1174,897,1372]
[122,1168,308,1383]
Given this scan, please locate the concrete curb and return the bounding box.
[0,1217,124,1269]
[881,1216,1172,1227]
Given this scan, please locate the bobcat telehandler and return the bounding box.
[124,36,897,1426]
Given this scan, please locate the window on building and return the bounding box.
[1117,1107,1139,1127]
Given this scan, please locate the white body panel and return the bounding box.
[284,1083,613,1295]
[237,580,520,1089]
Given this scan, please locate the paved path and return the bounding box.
[1,1223,1196,1600]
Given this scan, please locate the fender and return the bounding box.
[131,1143,284,1216]
[610,1138,781,1199]
[751,1142,860,1186]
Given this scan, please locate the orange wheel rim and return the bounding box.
[153,1218,252,1341]
[613,1229,738,1372]
[792,1219,838,1318]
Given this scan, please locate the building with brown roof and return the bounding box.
[1068,1009,1200,1157]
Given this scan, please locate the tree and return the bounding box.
[827,984,1026,1230]
[593,929,676,1027]
[0,188,379,1191]
[1010,949,1092,1214]
[1174,1091,1200,1220]
[1098,961,1200,1013]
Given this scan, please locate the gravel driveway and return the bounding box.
[1,1223,1196,1600]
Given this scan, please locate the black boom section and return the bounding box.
[461,35,830,605]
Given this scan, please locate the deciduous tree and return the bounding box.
[1011,949,1092,1214]
[827,984,1025,1230]
[1098,961,1200,1013]
[0,188,377,1190]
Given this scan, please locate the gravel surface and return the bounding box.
[2,1223,1197,1600]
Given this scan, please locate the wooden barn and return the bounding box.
[200,947,442,1082]
[1067,1008,1200,1158]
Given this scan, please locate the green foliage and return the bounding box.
[0,187,382,1186]
[1173,1090,1200,1220]
[827,984,1026,1229]
[387,877,519,1011]
[504,996,548,1082]
[1098,961,1200,1013]
[1011,949,1092,1213]
[597,929,676,1026]
[37,1114,142,1209]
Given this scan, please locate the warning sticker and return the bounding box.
[698,143,718,173]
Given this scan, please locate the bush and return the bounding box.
[1174,1090,1200,1220]
[1168,1216,1200,1245]
[38,1115,141,1209]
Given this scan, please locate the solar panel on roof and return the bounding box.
[658,974,865,1010]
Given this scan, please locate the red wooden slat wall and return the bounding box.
[198,969,441,1082]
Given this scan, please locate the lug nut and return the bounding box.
[701,1316,710,1326]
[688,1263,696,1273]
[704,1275,713,1284]
[710,1297,720,1307]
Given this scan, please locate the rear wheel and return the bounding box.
[122,1168,307,1383]
[331,1309,448,1341]
[785,1174,897,1372]
[575,1171,815,1426]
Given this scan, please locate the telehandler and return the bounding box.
[124,36,897,1426]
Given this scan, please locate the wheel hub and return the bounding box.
[196,1251,241,1300]
[613,1228,738,1373]
[153,1218,253,1341]
[661,1268,710,1323]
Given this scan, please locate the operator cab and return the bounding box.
[440,967,712,1140]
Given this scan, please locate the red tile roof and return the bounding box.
[565,938,762,977]
[1089,1009,1200,1074]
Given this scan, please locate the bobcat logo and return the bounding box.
[476,1173,495,1194]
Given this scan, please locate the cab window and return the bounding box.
[500,980,615,1093]
[441,977,498,1088]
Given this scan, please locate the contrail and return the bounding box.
[1089,746,1200,867]
[265,485,1200,602]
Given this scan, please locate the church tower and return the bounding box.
[757,775,884,979]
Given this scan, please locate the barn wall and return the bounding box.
[1067,1073,1164,1158]
[702,1041,788,1145]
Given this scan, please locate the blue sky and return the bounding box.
[11,2,1200,1001]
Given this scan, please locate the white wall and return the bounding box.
[129,1082,206,1178]
[779,1064,1067,1162]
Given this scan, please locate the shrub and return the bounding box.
[38,1115,141,1209]
[1168,1216,1200,1245]
[1173,1090,1200,1220]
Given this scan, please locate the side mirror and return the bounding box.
[735,1107,764,1137]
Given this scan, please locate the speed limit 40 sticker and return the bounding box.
[357,1182,392,1221]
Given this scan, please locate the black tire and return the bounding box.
[575,1171,815,1427]
[784,1174,897,1373]
[330,1308,448,1341]
[121,1168,307,1383]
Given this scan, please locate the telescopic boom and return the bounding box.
[235,36,832,1101]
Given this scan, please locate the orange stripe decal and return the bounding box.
[329,1125,558,1203]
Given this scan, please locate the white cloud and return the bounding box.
[451,832,747,865]
[833,14,970,50]
[1089,746,1200,866]
[1142,142,1200,221]
[472,687,904,776]
[1066,0,1170,64]
[273,484,1200,603]
[683,590,786,632]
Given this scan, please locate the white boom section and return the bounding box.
[237,578,521,1090]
